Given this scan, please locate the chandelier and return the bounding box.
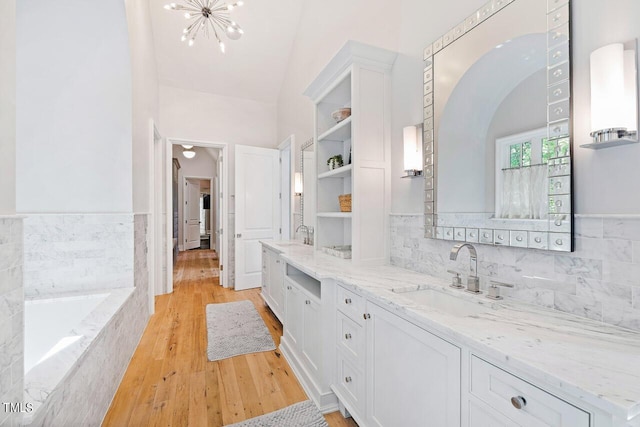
[164,0,244,53]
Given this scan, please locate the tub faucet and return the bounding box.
[450,243,480,293]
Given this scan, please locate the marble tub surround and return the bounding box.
[23,214,134,297]
[24,214,150,426]
[0,216,24,427]
[262,240,640,422]
[22,287,134,425]
[391,214,640,331]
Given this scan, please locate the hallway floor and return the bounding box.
[103,249,357,426]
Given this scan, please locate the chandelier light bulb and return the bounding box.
[226,27,241,40]
[165,0,245,53]
[181,144,193,149]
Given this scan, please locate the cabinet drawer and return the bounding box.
[335,352,365,414]
[336,285,365,324]
[470,356,589,426]
[336,312,365,364]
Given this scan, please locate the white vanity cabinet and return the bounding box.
[260,245,284,323]
[283,276,322,379]
[280,263,337,411]
[333,283,461,427]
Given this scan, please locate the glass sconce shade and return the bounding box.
[403,125,423,172]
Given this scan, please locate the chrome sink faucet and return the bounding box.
[296,224,312,245]
[450,243,481,293]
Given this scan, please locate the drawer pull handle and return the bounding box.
[287,286,292,290]
[344,298,352,304]
[345,333,352,340]
[363,313,371,320]
[511,396,527,410]
[345,376,352,383]
[305,300,311,305]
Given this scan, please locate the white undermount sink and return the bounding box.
[391,286,499,316]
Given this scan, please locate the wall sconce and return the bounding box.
[402,124,423,177]
[584,40,638,149]
[294,172,303,196]
[181,144,196,159]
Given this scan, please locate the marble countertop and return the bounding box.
[262,240,640,422]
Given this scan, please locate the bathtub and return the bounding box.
[25,293,110,374]
[22,287,135,425]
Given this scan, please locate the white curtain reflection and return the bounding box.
[500,164,548,219]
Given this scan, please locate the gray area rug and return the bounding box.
[206,300,276,361]
[224,400,328,427]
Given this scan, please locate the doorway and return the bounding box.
[183,177,214,251]
[163,138,229,289]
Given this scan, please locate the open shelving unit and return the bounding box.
[304,41,397,265]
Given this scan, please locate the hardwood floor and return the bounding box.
[103,249,358,427]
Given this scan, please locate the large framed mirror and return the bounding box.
[423,0,573,252]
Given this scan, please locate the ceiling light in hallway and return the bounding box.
[164,0,244,53]
[182,148,196,159]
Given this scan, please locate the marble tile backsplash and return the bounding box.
[23,214,134,297]
[0,217,23,427]
[390,214,640,331]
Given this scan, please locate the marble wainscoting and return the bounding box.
[390,214,640,331]
[23,214,134,297]
[0,217,24,427]
[25,214,150,426]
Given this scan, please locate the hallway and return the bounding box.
[103,249,356,426]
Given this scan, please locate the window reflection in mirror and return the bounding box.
[434,0,549,226]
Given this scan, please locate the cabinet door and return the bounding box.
[268,253,284,320]
[284,280,303,347]
[302,296,322,376]
[366,302,461,427]
[469,398,519,427]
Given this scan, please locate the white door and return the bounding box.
[235,145,279,290]
[184,178,201,250]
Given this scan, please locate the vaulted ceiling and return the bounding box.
[149,0,304,104]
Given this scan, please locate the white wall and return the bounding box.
[160,84,278,197]
[571,0,640,214]
[16,0,133,213]
[277,0,640,215]
[0,0,16,214]
[125,0,160,214]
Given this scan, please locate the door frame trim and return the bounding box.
[165,138,229,289]
[278,134,296,240]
